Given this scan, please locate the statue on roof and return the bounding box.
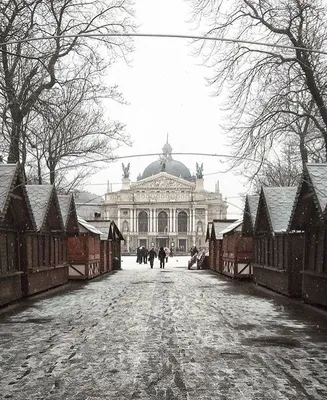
[122,162,130,179]
[162,134,172,160]
[160,155,167,172]
[196,162,204,179]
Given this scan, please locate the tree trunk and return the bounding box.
[7,122,21,163]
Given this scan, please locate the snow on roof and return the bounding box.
[57,194,72,228]
[220,218,243,236]
[77,216,104,236]
[213,220,237,240]
[26,185,54,231]
[86,220,111,240]
[247,195,260,225]
[306,164,327,214]
[263,186,297,233]
[0,164,17,215]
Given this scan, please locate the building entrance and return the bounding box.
[157,238,168,248]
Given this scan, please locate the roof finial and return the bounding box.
[162,136,172,159]
[166,132,169,144]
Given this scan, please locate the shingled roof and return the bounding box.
[306,164,327,215]
[257,187,297,233]
[242,195,259,236]
[0,164,35,230]
[77,216,104,236]
[58,193,79,234]
[26,185,64,232]
[212,219,237,240]
[0,164,16,216]
[86,220,111,240]
[288,164,327,230]
[220,218,243,236]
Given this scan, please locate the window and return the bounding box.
[122,220,129,232]
[158,211,168,233]
[138,211,148,233]
[178,211,187,233]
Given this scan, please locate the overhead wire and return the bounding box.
[1,32,327,56]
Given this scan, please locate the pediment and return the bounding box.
[131,172,195,190]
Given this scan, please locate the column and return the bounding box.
[192,207,196,234]
[173,208,176,233]
[129,207,132,233]
[117,208,121,230]
[205,208,208,231]
[170,208,173,233]
[154,209,157,232]
[135,209,138,233]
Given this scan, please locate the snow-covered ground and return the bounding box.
[1,256,327,399]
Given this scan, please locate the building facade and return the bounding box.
[103,141,228,253]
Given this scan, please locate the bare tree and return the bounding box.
[24,78,130,185]
[252,141,302,193]
[0,0,134,164]
[189,0,327,172]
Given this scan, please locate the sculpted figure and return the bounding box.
[196,162,204,179]
[122,162,130,178]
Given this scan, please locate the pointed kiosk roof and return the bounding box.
[0,163,35,231]
[77,216,104,236]
[288,163,327,231]
[242,195,260,236]
[83,219,124,241]
[211,219,237,240]
[26,185,64,232]
[255,186,297,234]
[58,193,79,235]
[220,218,243,236]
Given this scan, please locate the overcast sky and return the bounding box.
[84,0,248,218]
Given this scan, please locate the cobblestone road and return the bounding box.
[1,256,327,399]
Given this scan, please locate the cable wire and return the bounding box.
[1,32,327,56]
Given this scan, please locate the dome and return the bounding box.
[142,159,193,181]
[141,139,194,181]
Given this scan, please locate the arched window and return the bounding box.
[158,211,168,233]
[122,220,129,232]
[138,211,148,233]
[197,221,203,233]
[178,211,187,233]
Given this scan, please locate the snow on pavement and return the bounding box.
[1,256,327,399]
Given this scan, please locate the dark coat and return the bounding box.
[148,249,157,260]
[158,248,166,261]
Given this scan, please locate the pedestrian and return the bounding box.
[143,247,148,264]
[158,247,166,269]
[148,247,157,269]
[169,246,174,257]
[164,246,170,262]
[136,246,143,264]
[190,245,198,257]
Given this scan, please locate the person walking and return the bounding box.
[136,246,143,264]
[148,247,157,269]
[143,247,148,264]
[164,247,170,262]
[158,247,166,269]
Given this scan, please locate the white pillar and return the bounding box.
[173,208,175,233]
[129,208,132,233]
[192,208,196,234]
[135,209,138,233]
[154,209,157,232]
[118,208,121,230]
[205,208,208,231]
